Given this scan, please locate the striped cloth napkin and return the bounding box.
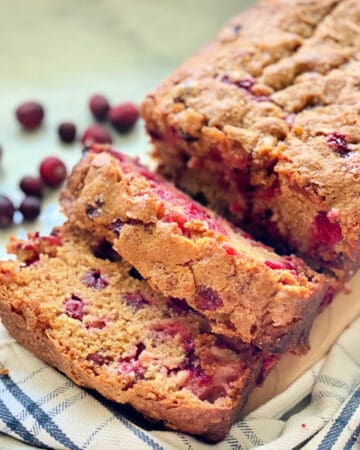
[0,316,359,450]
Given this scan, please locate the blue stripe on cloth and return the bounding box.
[225,433,243,450]
[0,367,46,397]
[0,397,50,449]
[343,422,360,450]
[235,421,263,447]
[177,432,195,449]
[312,390,347,404]
[318,386,360,450]
[111,413,165,450]
[81,416,116,449]
[317,375,350,391]
[37,377,74,407]
[2,375,81,450]
[92,394,166,450]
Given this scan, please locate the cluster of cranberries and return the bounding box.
[0,156,67,228]
[83,95,139,145]
[0,95,139,229]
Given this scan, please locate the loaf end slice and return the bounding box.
[0,225,263,442]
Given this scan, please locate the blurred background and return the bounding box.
[0,0,253,253]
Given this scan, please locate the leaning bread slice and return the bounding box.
[61,145,328,354]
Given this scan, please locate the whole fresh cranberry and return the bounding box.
[39,156,67,187]
[15,101,44,130]
[81,124,112,145]
[89,94,110,121]
[19,176,44,197]
[0,195,15,228]
[58,122,77,143]
[19,196,41,221]
[107,102,139,133]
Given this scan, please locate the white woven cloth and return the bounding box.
[0,317,359,450]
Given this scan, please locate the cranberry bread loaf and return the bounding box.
[61,146,328,354]
[0,225,264,442]
[141,0,360,280]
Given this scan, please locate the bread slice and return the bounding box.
[61,145,328,354]
[0,224,263,442]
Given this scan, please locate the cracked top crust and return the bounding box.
[141,0,360,211]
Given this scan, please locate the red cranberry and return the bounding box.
[184,367,214,400]
[223,244,238,256]
[313,211,342,246]
[19,196,41,221]
[86,319,107,330]
[86,353,112,366]
[326,132,349,155]
[123,342,145,362]
[39,156,67,188]
[265,260,291,270]
[64,294,85,321]
[252,94,271,103]
[221,75,254,92]
[107,102,139,133]
[86,353,106,366]
[89,94,110,121]
[0,195,15,228]
[117,360,144,381]
[82,270,109,290]
[58,122,77,143]
[235,78,255,91]
[153,321,191,341]
[123,292,149,309]
[194,286,223,311]
[19,176,44,197]
[15,101,44,130]
[81,124,112,145]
